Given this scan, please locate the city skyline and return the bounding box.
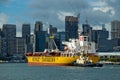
[0,0,120,37]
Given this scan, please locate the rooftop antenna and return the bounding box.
[85,17,88,24]
[77,13,80,19]
[77,13,80,23]
[77,13,82,35]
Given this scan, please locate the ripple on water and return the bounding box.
[0,63,120,80]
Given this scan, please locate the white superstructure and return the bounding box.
[62,35,96,54]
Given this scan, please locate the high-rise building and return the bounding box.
[29,34,34,52]
[65,16,78,41]
[0,36,2,55]
[47,25,57,35]
[16,37,25,55]
[2,24,16,56]
[111,20,120,39]
[2,24,16,38]
[34,21,46,52]
[82,20,92,41]
[34,21,43,33]
[22,24,30,39]
[0,29,2,55]
[35,31,47,52]
[1,38,7,57]
[0,29,5,56]
[22,24,31,52]
[92,27,109,52]
[55,32,66,50]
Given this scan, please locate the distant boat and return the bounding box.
[73,61,103,67]
[72,54,103,67]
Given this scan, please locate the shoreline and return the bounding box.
[99,61,120,65]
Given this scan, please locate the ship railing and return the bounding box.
[60,51,76,57]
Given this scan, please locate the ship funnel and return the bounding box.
[79,36,88,47]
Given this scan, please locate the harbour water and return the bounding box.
[0,63,120,80]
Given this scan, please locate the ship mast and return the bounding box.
[77,13,82,36]
[48,35,58,50]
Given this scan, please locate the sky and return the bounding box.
[0,0,120,37]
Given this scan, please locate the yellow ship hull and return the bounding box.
[27,55,100,66]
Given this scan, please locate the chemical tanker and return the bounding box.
[26,35,100,66]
